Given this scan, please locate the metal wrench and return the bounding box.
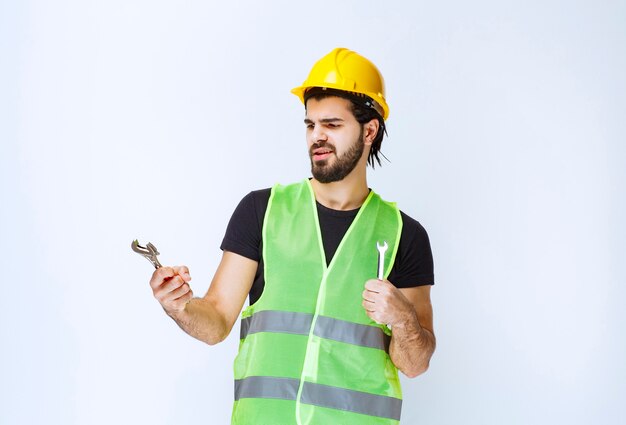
[131,239,162,269]
[376,241,388,280]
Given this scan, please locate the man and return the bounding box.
[149,47,436,424]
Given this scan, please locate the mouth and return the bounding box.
[312,147,334,161]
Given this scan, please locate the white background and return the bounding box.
[1,1,625,424]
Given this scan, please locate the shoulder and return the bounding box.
[237,180,310,218]
[238,188,272,228]
[399,210,430,243]
[243,188,272,211]
[241,187,272,203]
[387,207,435,288]
[220,188,272,261]
[375,191,430,243]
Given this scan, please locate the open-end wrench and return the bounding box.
[376,241,388,280]
[131,239,162,269]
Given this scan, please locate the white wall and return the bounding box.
[1,1,625,424]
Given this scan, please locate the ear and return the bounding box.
[363,118,379,146]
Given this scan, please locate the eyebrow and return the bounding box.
[303,118,345,124]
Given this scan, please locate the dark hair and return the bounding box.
[304,87,388,168]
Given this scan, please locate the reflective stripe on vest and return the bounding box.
[232,180,403,425]
[235,376,402,421]
[240,310,391,351]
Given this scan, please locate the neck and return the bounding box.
[310,166,370,211]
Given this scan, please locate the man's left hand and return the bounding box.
[362,279,417,327]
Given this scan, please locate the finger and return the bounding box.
[173,287,194,304]
[154,275,185,300]
[363,305,384,325]
[166,275,186,292]
[364,279,383,292]
[150,266,175,289]
[164,289,194,314]
[369,280,395,296]
[167,281,192,301]
[362,289,377,303]
[173,265,192,282]
[362,299,376,312]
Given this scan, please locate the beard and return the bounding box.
[309,128,365,184]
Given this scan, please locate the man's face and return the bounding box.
[304,96,365,184]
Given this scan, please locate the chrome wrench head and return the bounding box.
[131,239,162,269]
[376,240,388,280]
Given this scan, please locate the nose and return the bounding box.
[310,124,327,143]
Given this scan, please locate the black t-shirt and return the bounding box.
[221,188,435,305]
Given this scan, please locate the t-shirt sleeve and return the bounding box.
[388,211,435,288]
[220,190,269,262]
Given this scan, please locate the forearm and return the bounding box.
[167,297,230,346]
[389,310,436,378]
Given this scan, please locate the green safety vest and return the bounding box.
[232,179,404,424]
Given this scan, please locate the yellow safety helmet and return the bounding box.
[291,47,390,120]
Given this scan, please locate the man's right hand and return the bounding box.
[149,266,194,316]
[146,252,257,345]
